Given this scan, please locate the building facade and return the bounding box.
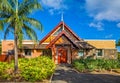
[1,21,117,64]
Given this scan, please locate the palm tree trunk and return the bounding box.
[14,32,18,74]
[14,0,18,74]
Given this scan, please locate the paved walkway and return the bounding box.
[51,64,120,83]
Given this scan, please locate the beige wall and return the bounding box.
[72,49,79,59]
[2,40,14,54]
[103,49,117,59]
[1,40,42,58]
[24,49,42,58]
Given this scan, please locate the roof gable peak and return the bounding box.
[40,21,81,44]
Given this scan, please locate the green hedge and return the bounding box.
[118,52,120,60]
[72,59,120,72]
[0,56,55,82]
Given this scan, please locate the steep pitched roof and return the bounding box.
[46,30,79,48]
[39,21,81,44]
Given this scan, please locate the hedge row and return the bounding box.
[72,59,120,72]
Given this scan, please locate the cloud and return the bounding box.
[89,22,104,31]
[117,23,120,28]
[40,0,67,15]
[105,34,113,38]
[85,0,120,21]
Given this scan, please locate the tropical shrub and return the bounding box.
[73,60,85,72]
[0,56,55,82]
[117,52,120,60]
[72,59,120,72]
[19,56,55,81]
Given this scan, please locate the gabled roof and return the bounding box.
[46,30,79,48]
[39,21,81,44]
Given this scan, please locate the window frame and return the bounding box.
[24,49,32,56]
[97,49,103,56]
[78,50,84,56]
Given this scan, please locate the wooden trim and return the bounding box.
[64,23,81,41]
[46,31,79,48]
[39,21,81,44]
[39,22,63,44]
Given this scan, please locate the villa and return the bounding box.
[1,21,117,64]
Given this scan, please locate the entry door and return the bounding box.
[58,48,67,64]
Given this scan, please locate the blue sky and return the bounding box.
[0,0,120,42]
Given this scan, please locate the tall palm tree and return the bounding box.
[0,0,43,73]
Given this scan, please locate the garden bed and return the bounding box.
[0,56,55,82]
[72,59,120,74]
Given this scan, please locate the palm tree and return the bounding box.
[116,39,120,46]
[0,0,43,73]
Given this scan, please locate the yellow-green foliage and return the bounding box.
[73,59,120,72]
[0,56,55,82]
[19,56,55,81]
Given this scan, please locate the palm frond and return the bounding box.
[23,23,38,41]
[0,21,4,30]
[0,12,11,18]
[19,0,42,16]
[0,0,14,15]
[23,17,43,31]
[0,16,14,24]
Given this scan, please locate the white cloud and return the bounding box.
[85,0,120,21]
[89,22,104,31]
[105,34,113,38]
[117,23,120,28]
[40,0,67,15]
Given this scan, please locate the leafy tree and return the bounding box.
[116,39,120,46]
[0,0,43,73]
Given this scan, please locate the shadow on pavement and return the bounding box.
[51,64,120,83]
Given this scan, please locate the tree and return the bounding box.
[0,0,43,73]
[116,39,120,46]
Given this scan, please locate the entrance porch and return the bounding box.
[51,44,72,64]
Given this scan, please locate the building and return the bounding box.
[1,21,117,64]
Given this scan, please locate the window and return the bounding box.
[97,49,102,56]
[42,49,52,56]
[24,49,31,56]
[78,50,84,56]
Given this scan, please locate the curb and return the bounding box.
[49,72,54,83]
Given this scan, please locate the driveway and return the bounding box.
[51,64,120,83]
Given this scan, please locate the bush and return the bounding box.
[72,59,120,72]
[19,56,55,81]
[0,56,55,82]
[73,60,85,72]
[117,52,120,60]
